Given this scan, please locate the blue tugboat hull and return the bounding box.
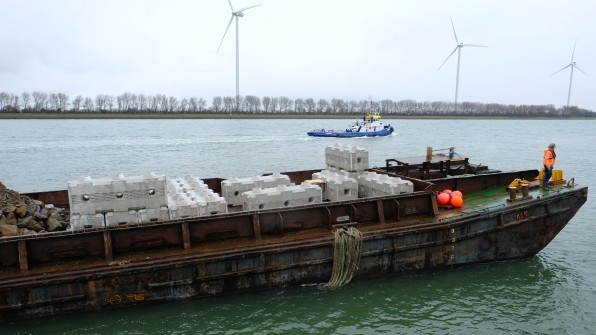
[307,126,394,138]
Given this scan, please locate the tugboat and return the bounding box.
[307,111,394,137]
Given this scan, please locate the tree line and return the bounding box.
[0,91,594,117]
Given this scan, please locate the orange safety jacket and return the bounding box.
[543,148,556,168]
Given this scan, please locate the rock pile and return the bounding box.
[0,182,69,237]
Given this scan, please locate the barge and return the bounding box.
[0,145,588,322]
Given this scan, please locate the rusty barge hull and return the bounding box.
[0,169,588,322]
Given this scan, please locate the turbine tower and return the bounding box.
[217,0,260,99]
[438,18,487,113]
[552,40,588,112]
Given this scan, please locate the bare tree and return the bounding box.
[95,94,108,112]
[158,94,168,112]
[197,97,206,112]
[117,92,135,112]
[294,98,305,113]
[211,96,223,112]
[317,99,330,113]
[330,98,344,113]
[179,98,188,112]
[223,96,234,113]
[346,100,359,114]
[48,93,60,110]
[93,94,114,112]
[168,96,178,112]
[149,95,159,112]
[31,91,48,111]
[21,92,31,111]
[189,97,198,112]
[137,94,148,112]
[106,95,114,112]
[271,97,280,113]
[0,92,9,111]
[262,96,272,113]
[243,95,261,113]
[278,96,292,113]
[234,95,243,112]
[83,97,94,112]
[304,98,316,113]
[72,95,83,111]
[57,93,69,111]
[10,94,19,111]
[129,93,138,112]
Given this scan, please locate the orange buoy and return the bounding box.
[437,192,451,205]
[442,189,452,195]
[450,195,464,208]
[451,190,463,199]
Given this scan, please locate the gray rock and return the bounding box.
[47,217,63,232]
[15,203,28,218]
[34,212,49,222]
[26,220,45,232]
[1,205,16,215]
[49,212,63,221]
[6,212,16,226]
[17,216,33,228]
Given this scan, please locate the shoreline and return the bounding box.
[1,112,594,120]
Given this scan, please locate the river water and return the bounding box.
[1,118,595,334]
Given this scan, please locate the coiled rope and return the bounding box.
[317,226,363,290]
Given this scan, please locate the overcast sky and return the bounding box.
[1,0,594,111]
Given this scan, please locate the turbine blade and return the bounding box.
[571,39,577,62]
[450,17,459,44]
[551,64,572,76]
[574,64,588,76]
[217,15,235,54]
[227,0,234,11]
[438,47,458,71]
[236,4,261,13]
[461,44,488,48]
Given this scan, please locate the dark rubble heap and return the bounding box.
[0,182,69,237]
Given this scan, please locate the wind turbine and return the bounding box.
[217,0,260,100]
[438,18,487,113]
[552,40,588,112]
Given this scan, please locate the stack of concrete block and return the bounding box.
[325,143,369,172]
[166,192,199,219]
[68,172,168,229]
[166,175,227,219]
[221,173,291,206]
[356,171,414,198]
[241,182,322,211]
[312,169,358,202]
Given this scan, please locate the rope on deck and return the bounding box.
[317,226,363,290]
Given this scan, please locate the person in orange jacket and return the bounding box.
[542,143,556,188]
